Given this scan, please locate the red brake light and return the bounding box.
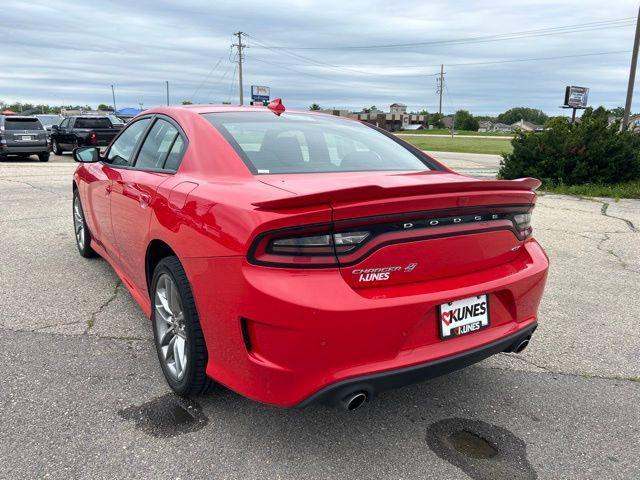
[249,228,370,267]
[89,130,97,144]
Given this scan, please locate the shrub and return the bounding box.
[499,107,640,185]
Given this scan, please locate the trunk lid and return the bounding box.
[257,171,538,288]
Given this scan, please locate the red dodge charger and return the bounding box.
[72,103,548,410]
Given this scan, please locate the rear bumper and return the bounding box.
[184,238,549,407]
[297,322,537,407]
[0,145,49,154]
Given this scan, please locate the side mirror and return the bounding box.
[51,124,60,131]
[73,146,100,163]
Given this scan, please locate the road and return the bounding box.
[1,153,639,479]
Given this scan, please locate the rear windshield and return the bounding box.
[203,112,434,174]
[5,118,44,130]
[74,117,112,129]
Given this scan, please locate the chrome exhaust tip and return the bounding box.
[342,392,367,411]
[514,337,530,354]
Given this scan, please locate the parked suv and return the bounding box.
[0,115,49,162]
[50,116,122,154]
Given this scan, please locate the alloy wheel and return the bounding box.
[154,273,188,381]
[73,195,85,249]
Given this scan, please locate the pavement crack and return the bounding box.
[0,177,64,197]
[599,201,637,232]
[595,233,638,273]
[86,281,122,333]
[579,197,638,232]
[502,354,640,384]
[30,319,84,332]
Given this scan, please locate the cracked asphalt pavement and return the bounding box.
[1,154,639,479]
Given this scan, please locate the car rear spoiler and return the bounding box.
[252,178,541,210]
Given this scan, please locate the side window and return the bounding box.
[134,119,179,170]
[60,118,70,129]
[164,136,186,171]
[106,118,151,167]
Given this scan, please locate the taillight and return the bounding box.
[269,231,369,255]
[513,212,532,237]
[89,130,97,144]
[250,229,371,267]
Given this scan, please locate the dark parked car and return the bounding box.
[50,116,122,154]
[0,115,49,162]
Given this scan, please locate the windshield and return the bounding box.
[36,115,62,127]
[5,118,44,130]
[203,112,435,174]
[108,115,125,125]
[75,117,112,129]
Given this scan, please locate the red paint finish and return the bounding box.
[73,105,549,407]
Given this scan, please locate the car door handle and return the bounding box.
[139,193,151,208]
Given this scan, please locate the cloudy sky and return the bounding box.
[1,0,639,115]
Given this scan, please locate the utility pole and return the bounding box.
[622,6,640,130]
[166,81,170,106]
[232,31,246,105]
[111,85,117,113]
[437,64,445,115]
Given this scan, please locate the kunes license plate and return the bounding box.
[438,295,489,339]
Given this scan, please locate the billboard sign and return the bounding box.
[251,85,270,102]
[564,85,589,108]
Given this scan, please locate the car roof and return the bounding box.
[142,104,345,119]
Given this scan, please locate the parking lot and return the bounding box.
[1,153,639,479]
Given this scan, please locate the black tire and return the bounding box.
[52,139,63,155]
[151,256,214,396]
[38,153,50,162]
[72,189,97,258]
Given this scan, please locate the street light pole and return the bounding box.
[166,81,170,106]
[622,6,640,130]
[111,85,117,113]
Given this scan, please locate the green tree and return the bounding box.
[430,112,444,128]
[454,110,479,131]
[607,106,625,119]
[97,104,113,111]
[499,106,640,185]
[182,100,193,105]
[497,107,548,126]
[309,103,321,111]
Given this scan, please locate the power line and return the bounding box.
[247,34,384,76]
[228,63,238,103]
[398,50,631,75]
[190,51,228,100]
[252,50,629,77]
[251,17,635,51]
[200,62,234,103]
[248,56,335,81]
